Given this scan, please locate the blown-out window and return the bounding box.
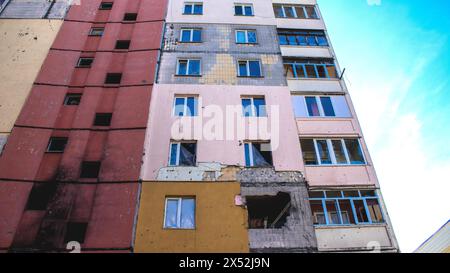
[169,142,197,166]
[245,142,273,167]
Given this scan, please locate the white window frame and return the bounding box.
[163,197,196,229]
[234,4,254,16]
[237,60,262,77]
[176,59,201,76]
[173,96,197,117]
[277,5,318,19]
[180,28,201,43]
[241,96,266,117]
[311,138,366,166]
[235,30,257,44]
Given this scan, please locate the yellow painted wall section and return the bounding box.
[0,19,63,134]
[135,182,249,253]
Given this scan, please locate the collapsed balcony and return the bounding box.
[246,192,291,229]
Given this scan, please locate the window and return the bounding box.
[278,30,328,46]
[89,27,104,36]
[247,192,291,229]
[169,142,197,166]
[284,59,337,79]
[47,137,68,153]
[173,96,198,117]
[123,13,137,21]
[77,57,94,68]
[177,59,201,76]
[64,94,82,106]
[184,3,203,15]
[80,161,101,178]
[241,97,266,117]
[309,190,384,226]
[25,183,57,211]
[99,2,113,10]
[94,113,112,126]
[245,142,273,167]
[236,30,257,44]
[238,60,262,77]
[300,138,366,166]
[104,73,122,84]
[292,95,351,118]
[235,4,253,16]
[64,222,88,244]
[180,28,202,43]
[115,40,130,49]
[164,197,195,229]
[273,4,318,19]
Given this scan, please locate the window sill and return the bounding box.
[314,223,386,229]
[45,151,64,154]
[305,164,368,167]
[287,77,339,81]
[179,41,203,44]
[237,76,264,79]
[174,74,202,77]
[280,45,329,48]
[276,17,320,20]
[182,13,203,16]
[234,15,255,17]
[236,43,259,45]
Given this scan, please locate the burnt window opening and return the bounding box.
[64,222,88,244]
[80,161,101,179]
[99,2,113,10]
[47,137,68,153]
[93,113,112,126]
[115,40,131,49]
[105,73,122,84]
[25,183,58,211]
[246,192,291,229]
[64,94,82,106]
[76,57,94,68]
[123,13,138,21]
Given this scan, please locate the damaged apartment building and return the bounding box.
[0,0,399,253]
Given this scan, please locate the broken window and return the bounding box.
[104,73,122,84]
[123,13,137,21]
[89,27,104,36]
[80,161,101,179]
[99,2,113,10]
[164,197,195,229]
[93,113,112,126]
[246,192,291,229]
[308,190,384,225]
[244,142,273,167]
[177,59,201,76]
[169,142,197,166]
[25,183,57,211]
[300,139,318,165]
[47,137,68,153]
[241,97,266,117]
[64,94,82,106]
[300,138,366,166]
[238,60,261,77]
[180,28,202,42]
[183,3,203,15]
[115,40,131,49]
[64,222,88,244]
[344,139,366,164]
[76,57,94,68]
[173,96,198,117]
[235,4,253,16]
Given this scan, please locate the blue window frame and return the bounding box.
[180,29,202,42]
[177,59,201,76]
[242,97,266,117]
[300,138,366,166]
[283,59,337,79]
[278,31,328,47]
[169,142,197,166]
[235,4,253,16]
[164,197,196,229]
[304,96,336,117]
[236,30,257,44]
[238,60,262,77]
[309,190,385,226]
[184,3,203,15]
[173,96,198,117]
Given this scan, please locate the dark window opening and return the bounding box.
[169,142,197,166]
[93,113,112,126]
[99,2,113,10]
[64,94,82,106]
[115,40,131,49]
[246,192,291,229]
[25,183,58,211]
[123,13,137,21]
[244,142,273,167]
[104,73,122,84]
[64,222,88,244]
[77,57,94,68]
[47,137,68,153]
[80,161,101,179]
[89,28,104,36]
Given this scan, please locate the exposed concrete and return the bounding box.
[156,162,240,181]
[0,0,71,19]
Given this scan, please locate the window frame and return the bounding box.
[241,96,267,117]
[99,2,113,10]
[302,138,366,166]
[183,2,203,15]
[309,190,385,226]
[176,59,202,76]
[237,60,262,77]
[244,142,273,167]
[169,141,197,167]
[76,57,94,68]
[284,59,337,79]
[173,96,198,117]
[234,4,254,16]
[89,27,105,36]
[304,96,336,117]
[63,94,82,106]
[180,28,202,43]
[274,4,319,19]
[278,30,328,47]
[235,29,257,44]
[163,197,196,229]
[46,137,68,153]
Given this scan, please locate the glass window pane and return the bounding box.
[295,64,306,78]
[287,35,297,45]
[186,97,197,116]
[360,190,376,197]
[343,191,360,197]
[317,36,328,46]
[235,5,243,15]
[305,97,320,117]
[284,64,294,78]
[238,62,248,76]
[306,6,318,19]
[279,35,288,45]
[253,98,266,117]
[169,143,179,166]
[273,5,284,18]
[247,31,257,43]
[320,97,336,117]
[295,6,306,18]
[184,4,192,14]
[181,198,195,228]
[236,31,246,43]
[366,199,384,223]
[242,98,252,117]
[285,6,295,18]
[193,4,202,14]
[310,200,326,225]
[300,139,318,165]
[339,200,356,224]
[178,60,187,75]
[244,6,253,16]
[181,29,191,42]
[326,65,338,78]
[353,200,369,223]
[345,139,365,164]
[179,143,196,166]
[249,61,261,77]
[188,60,200,75]
[165,199,179,228]
[332,140,348,164]
[307,36,317,46]
[305,64,317,78]
[192,29,201,42]
[244,143,251,166]
[316,65,327,78]
[297,35,307,46]
[174,97,185,116]
[316,140,332,164]
[326,200,342,225]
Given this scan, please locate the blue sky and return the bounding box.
[317,0,450,252]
